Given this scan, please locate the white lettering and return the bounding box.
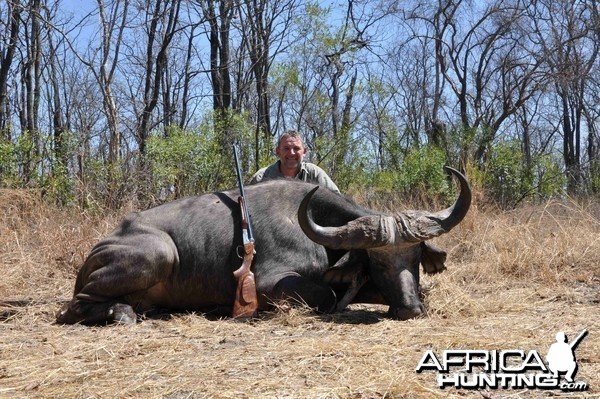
[536,374,559,388]
[478,373,497,388]
[415,350,444,372]
[444,350,467,370]
[522,350,548,372]
[560,381,588,391]
[500,350,524,372]
[436,373,561,389]
[437,373,460,388]
[417,348,587,392]
[464,350,490,372]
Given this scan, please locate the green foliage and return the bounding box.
[0,131,42,187]
[1,130,76,206]
[38,161,74,206]
[482,141,564,207]
[314,135,372,193]
[145,112,255,202]
[147,127,216,199]
[373,146,448,195]
[0,136,19,187]
[531,154,565,198]
[379,128,403,170]
[591,160,600,195]
[355,145,451,206]
[396,146,451,198]
[483,141,528,206]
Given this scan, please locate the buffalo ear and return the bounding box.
[420,242,447,274]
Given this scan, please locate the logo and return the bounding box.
[416,329,588,391]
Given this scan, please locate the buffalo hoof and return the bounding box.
[108,303,137,324]
[56,304,83,325]
[387,305,424,320]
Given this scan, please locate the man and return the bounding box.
[547,331,580,382]
[250,130,341,194]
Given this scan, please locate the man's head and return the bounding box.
[275,130,307,177]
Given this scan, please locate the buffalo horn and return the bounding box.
[393,166,471,242]
[297,166,471,248]
[297,187,395,250]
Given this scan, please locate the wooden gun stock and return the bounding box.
[232,242,258,318]
[232,197,258,319]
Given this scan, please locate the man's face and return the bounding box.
[276,136,306,175]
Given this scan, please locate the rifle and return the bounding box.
[569,329,588,350]
[231,144,259,319]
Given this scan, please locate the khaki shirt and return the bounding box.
[250,160,341,194]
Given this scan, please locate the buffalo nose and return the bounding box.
[387,305,424,320]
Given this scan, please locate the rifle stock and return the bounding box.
[232,241,258,318]
[231,162,259,318]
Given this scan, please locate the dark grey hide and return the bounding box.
[56,167,470,325]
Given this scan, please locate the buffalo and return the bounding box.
[57,167,470,325]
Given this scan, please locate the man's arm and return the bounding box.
[317,174,341,194]
[307,163,341,194]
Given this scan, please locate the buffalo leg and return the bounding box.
[57,296,136,325]
[370,256,424,320]
[388,268,424,320]
[56,235,176,325]
[270,274,337,313]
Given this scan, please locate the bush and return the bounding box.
[145,113,255,202]
[482,141,565,208]
[0,136,18,187]
[351,145,452,209]
[396,146,450,199]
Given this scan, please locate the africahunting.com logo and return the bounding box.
[416,329,589,391]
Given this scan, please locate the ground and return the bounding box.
[0,189,598,398]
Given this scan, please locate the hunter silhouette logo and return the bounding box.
[546,329,587,383]
[416,329,589,391]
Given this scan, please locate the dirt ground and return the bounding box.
[0,189,598,398]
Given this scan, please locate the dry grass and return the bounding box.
[0,189,598,398]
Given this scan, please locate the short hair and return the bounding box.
[277,130,304,148]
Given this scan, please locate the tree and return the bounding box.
[81,0,131,205]
[199,0,235,151]
[404,0,544,166]
[17,0,44,182]
[136,0,182,155]
[0,0,20,139]
[237,0,298,168]
[530,0,599,194]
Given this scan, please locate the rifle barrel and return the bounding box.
[233,144,254,241]
[569,329,588,349]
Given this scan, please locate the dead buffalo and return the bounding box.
[56,167,470,325]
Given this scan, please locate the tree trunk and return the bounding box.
[0,0,20,139]
[202,0,233,152]
[138,0,181,154]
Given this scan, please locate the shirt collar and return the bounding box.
[277,160,307,179]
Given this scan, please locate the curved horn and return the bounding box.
[298,167,471,248]
[395,166,471,242]
[297,187,395,250]
[439,166,472,230]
